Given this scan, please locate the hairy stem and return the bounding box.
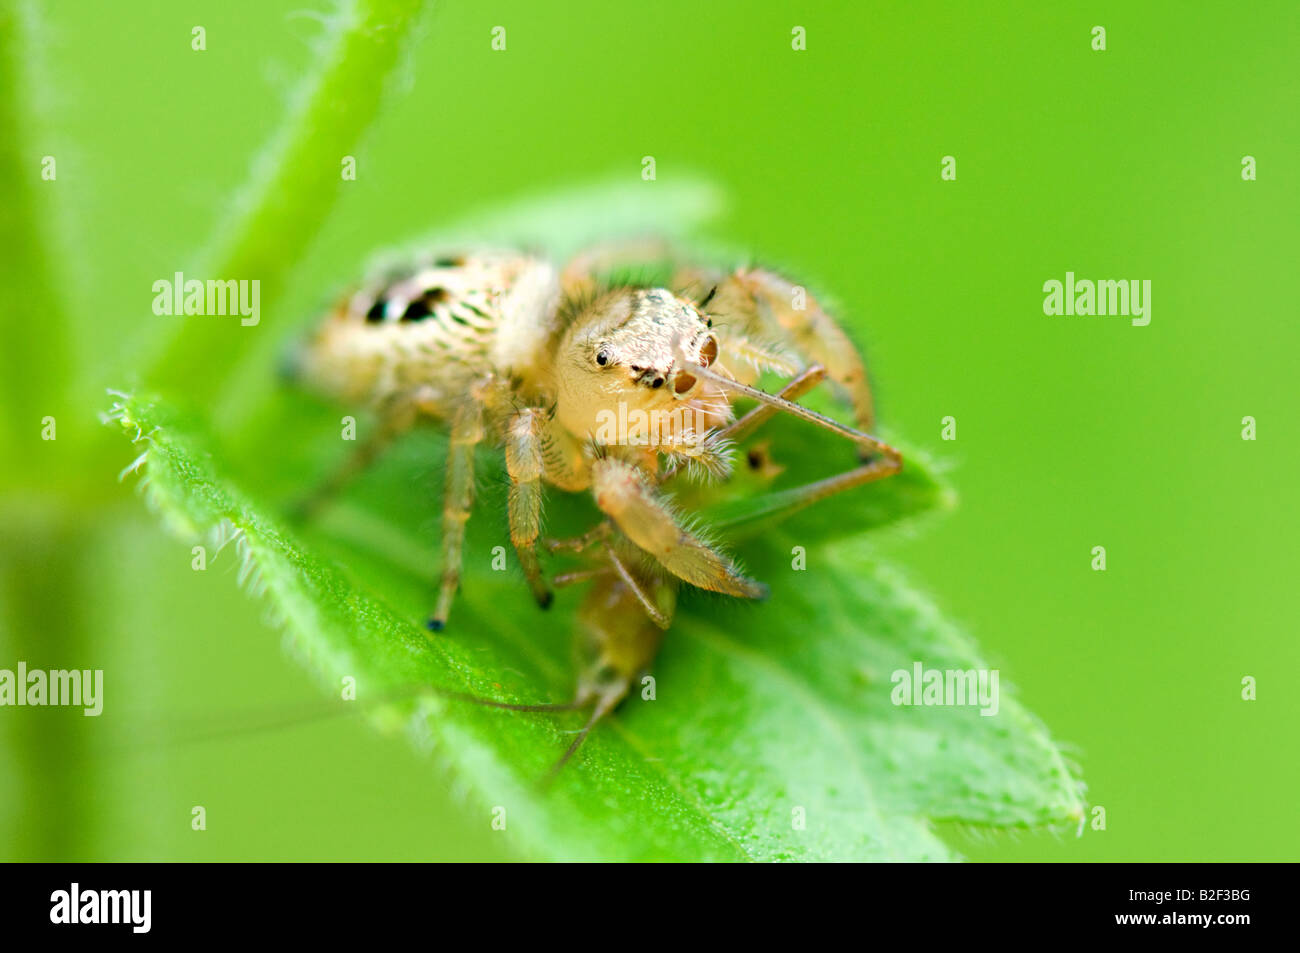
[144,0,431,405]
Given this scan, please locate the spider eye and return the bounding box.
[595,348,610,366]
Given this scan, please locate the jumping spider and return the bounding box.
[289,240,901,767]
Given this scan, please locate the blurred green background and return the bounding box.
[2,0,1297,861]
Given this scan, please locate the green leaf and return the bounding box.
[107,390,1084,861]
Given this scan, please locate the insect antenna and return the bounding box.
[546,703,609,782]
[435,689,587,713]
[114,682,586,754]
[689,361,895,461]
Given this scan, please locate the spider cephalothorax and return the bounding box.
[551,287,728,453]
[291,241,901,767]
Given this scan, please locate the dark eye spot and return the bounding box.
[400,287,450,322]
[401,299,431,321]
[595,348,609,366]
[651,377,664,388]
[747,449,764,470]
[365,299,388,322]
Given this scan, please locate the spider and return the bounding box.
[288,240,902,766]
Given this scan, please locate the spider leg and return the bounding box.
[732,455,901,523]
[552,566,611,588]
[699,267,878,432]
[590,456,765,599]
[717,364,827,445]
[503,407,554,610]
[545,519,611,555]
[698,363,902,520]
[602,544,673,630]
[714,331,803,380]
[428,393,485,631]
[694,361,899,466]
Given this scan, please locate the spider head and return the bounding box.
[554,288,726,447]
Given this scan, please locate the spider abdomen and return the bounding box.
[295,251,560,414]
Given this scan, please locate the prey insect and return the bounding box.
[287,241,902,772]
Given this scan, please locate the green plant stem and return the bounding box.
[143,0,430,405]
[0,1,72,458]
[0,511,93,861]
